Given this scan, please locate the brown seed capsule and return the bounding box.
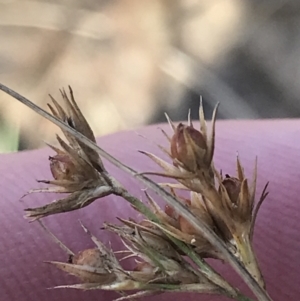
[222,175,241,206]
[71,248,104,268]
[50,154,76,181]
[170,124,207,172]
[68,248,117,284]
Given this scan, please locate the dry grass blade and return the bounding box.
[38,220,74,256]
[250,182,269,239]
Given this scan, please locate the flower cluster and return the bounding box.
[47,221,219,301]
[18,87,269,301]
[25,88,115,219]
[141,103,268,288]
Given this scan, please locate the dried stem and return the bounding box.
[0,83,272,301]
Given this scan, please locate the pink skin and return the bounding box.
[0,120,299,301]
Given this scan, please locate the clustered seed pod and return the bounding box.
[66,248,117,284]
[104,219,202,286]
[49,224,129,290]
[49,153,76,181]
[170,123,208,171]
[13,85,270,299]
[47,222,220,299]
[24,88,117,220]
[142,102,268,288]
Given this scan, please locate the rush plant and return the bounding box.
[0,83,272,301]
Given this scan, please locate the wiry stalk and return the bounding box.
[0,83,272,301]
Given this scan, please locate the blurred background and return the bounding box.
[0,0,300,152]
